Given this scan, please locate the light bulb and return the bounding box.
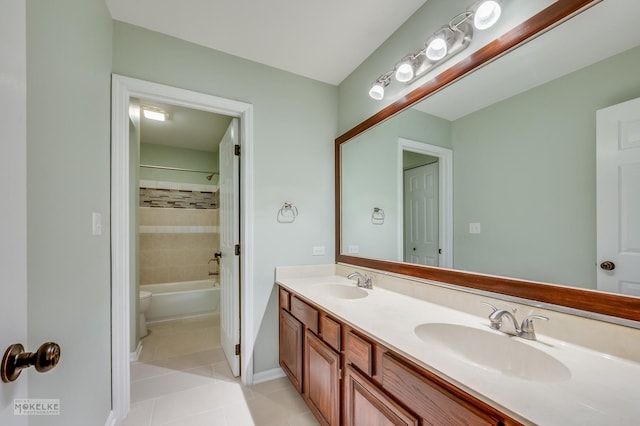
[142,108,167,121]
[474,1,501,30]
[426,37,448,61]
[369,82,385,100]
[395,61,414,83]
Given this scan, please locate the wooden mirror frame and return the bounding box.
[335,0,640,324]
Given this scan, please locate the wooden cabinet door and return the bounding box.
[305,331,340,426]
[279,308,303,393]
[345,365,419,426]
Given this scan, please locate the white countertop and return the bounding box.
[275,267,640,426]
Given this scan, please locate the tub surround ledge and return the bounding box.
[275,263,640,426]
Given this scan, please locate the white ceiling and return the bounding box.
[105,0,428,85]
[137,99,231,152]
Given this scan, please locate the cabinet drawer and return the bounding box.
[345,330,373,376]
[381,353,498,426]
[320,315,341,352]
[279,287,290,311]
[290,296,319,334]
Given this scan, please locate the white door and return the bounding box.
[596,97,640,295]
[404,163,439,266]
[1,2,28,423]
[219,118,241,376]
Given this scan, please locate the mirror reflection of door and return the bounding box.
[404,155,439,266]
[596,97,640,295]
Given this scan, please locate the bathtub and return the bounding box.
[141,279,220,323]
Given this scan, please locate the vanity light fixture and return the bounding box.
[142,106,168,121]
[425,29,450,61]
[472,0,502,30]
[369,71,393,100]
[394,55,416,82]
[368,0,506,100]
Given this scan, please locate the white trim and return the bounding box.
[111,75,255,420]
[104,411,116,426]
[252,367,286,384]
[129,341,143,362]
[397,138,453,268]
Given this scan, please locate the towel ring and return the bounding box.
[371,207,385,225]
[277,202,298,223]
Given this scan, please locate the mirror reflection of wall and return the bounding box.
[341,43,640,290]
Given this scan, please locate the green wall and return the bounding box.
[112,21,338,374]
[140,143,219,185]
[341,109,450,259]
[27,0,113,424]
[452,45,640,288]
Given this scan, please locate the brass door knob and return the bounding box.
[600,261,616,271]
[1,342,61,383]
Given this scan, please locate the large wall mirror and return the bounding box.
[336,0,640,324]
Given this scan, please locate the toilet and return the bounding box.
[139,291,152,338]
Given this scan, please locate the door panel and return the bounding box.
[1,1,28,423]
[596,97,640,295]
[404,163,439,266]
[219,118,241,376]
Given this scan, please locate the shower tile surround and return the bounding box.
[139,180,220,285]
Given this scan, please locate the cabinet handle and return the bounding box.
[1,342,61,383]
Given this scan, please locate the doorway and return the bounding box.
[397,138,453,268]
[111,75,254,420]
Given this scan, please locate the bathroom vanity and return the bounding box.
[276,264,640,426]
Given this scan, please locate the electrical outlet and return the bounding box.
[348,245,359,254]
[469,223,481,234]
[312,246,325,256]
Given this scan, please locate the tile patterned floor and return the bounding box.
[117,314,319,426]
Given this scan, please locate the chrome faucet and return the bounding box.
[481,302,548,341]
[347,272,373,289]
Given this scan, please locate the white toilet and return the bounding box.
[139,291,152,338]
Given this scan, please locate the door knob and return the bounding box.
[2,342,60,383]
[600,261,616,271]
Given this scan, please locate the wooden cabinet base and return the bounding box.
[345,365,419,426]
[305,331,340,426]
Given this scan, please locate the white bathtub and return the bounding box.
[141,279,220,323]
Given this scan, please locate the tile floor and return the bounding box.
[117,314,319,426]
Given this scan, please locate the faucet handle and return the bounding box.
[480,301,498,314]
[519,315,549,340]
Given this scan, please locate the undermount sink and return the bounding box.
[308,283,368,300]
[414,323,571,382]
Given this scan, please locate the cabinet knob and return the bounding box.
[1,342,61,383]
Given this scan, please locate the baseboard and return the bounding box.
[104,410,116,426]
[130,341,142,362]
[252,367,285,384]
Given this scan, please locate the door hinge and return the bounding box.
[339,368,343,380]
[235,244,240,255]
[234,145,241,156]
[235,344,240,356]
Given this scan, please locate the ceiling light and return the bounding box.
[394,56,415,82]
[142,107,168,121]
[473,0,502,30]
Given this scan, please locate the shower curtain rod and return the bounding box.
[140,164,219,175]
